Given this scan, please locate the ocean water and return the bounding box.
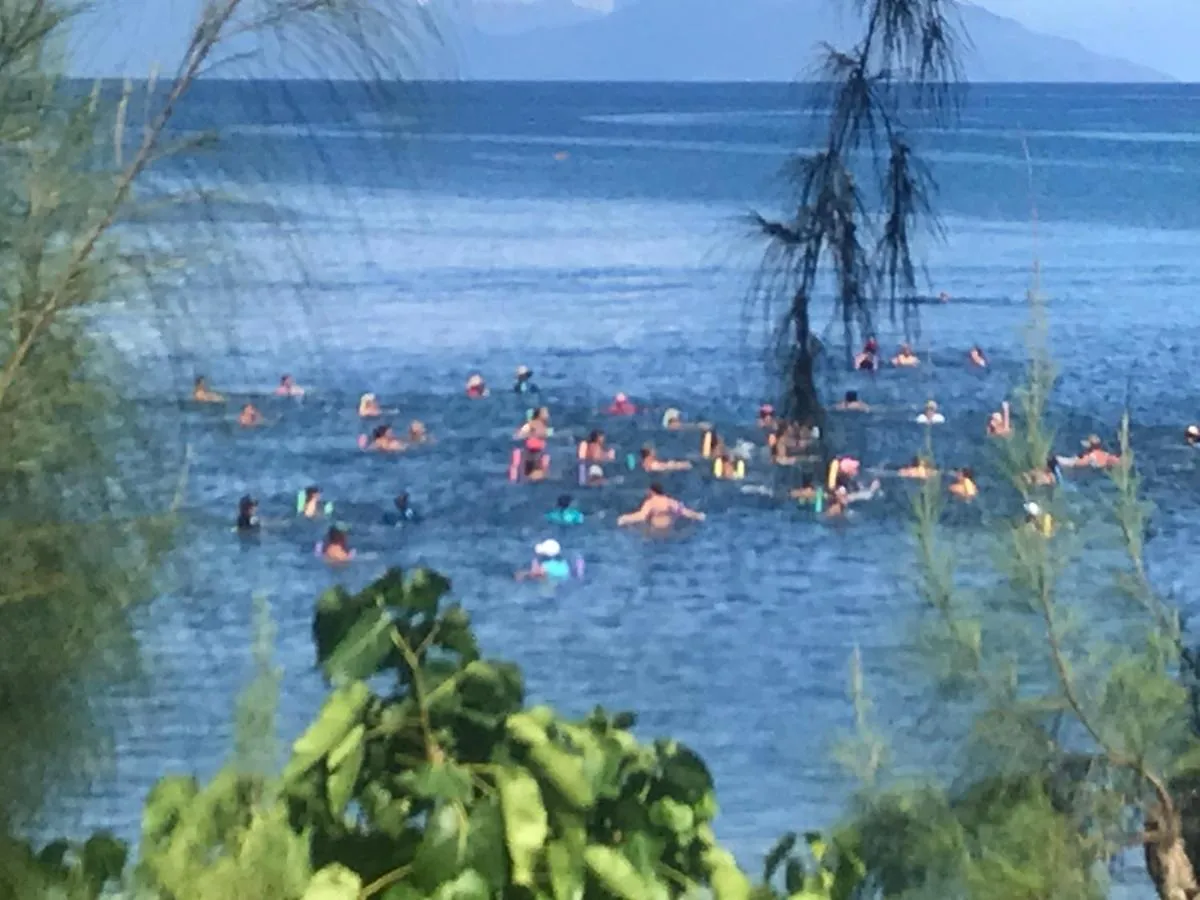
[68,82,1200,895]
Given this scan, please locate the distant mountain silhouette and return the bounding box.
[458,0,1172,83]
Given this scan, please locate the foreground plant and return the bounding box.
[846,185,1200,898]
[0,0,433,831]
[751,0,961,424]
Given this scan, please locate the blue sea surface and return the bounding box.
[72,82,1200,897]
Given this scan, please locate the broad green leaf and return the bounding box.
[413,804,469,891]
[398,762,473,804]
[303,863,362,900]
[649,797,695,835]
[658,743,714,804]
[506,712,551,747]
[282,682,370,784]
[528,742,595,810]
[546,839,584,900]
[465,797,508,888]
[432,868,489,900]
[437,606,480,662]
[704,845,752,900]
[764,832,797,883]
[403,567,452,616]
[326,724,366,816]
[583,845,647,900]
[328,722,365,772]
[497,766,548,886]
[321,605,394,683]
[380,885,424,900]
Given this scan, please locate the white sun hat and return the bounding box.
[535,539,561,558]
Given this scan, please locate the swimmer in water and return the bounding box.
[513,365,538,395]
[238,403,264,427]
[236,495,260,533]
[407,420,429,444]
[363,424,405,452]
[1060,434,1120,470]
[892,344,920,367]
[1023,501,1054,537]
[916,400,945,425]
[275,374,304,397]
[835,390,870,412]
[1187,425,1200,447]
[987,401,1012,438]
[192,376,224,404]
[757,404,777,430]
[466,373,488,398]
[301,485,324,519]
[580,430,615,463]
[617,483,705,529]
[546,494,584,525]
[358,393,382,418]
[791,474,820,503]
[639,446,692,473]
[516,407,551,441]
[898,456,937,480]
[321,525,354,563]
[383,492,416,526]
[584,463,606,486]
[968,345,988,368]
[522,436,550,481]
[712,448,745,480]
[515,539,571,581]
[854,336,880,371]
[607,392,637,416]
[948,467,978,500]
[1026,454,1061,487]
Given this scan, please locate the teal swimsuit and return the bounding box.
[546,508,584,525]
[540,558,571,580]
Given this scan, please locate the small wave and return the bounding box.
[581,108,818,127]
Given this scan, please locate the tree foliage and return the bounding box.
[751,0,961,423]
[0,0,435,830]
[9,568,865,900]
[832,221,1200,899]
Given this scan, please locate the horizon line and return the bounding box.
[62,76,1199,87]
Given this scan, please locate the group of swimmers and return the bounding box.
[193,338,1191,576]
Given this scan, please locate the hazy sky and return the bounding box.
[71,0,1197,82]
[979,0,1194,81]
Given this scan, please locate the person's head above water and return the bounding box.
[845,390,859,403]
[1082,434,1103,451]
[1188,425,1200,445]
[325,525,348,548]
[372,424,389,440]
[640,446,653,460]
[395,492,409,510]
[516,365,532,379]
[280,374,293,386]
[556,494,574,510]
[305,485,321,501]
[587,464,604,480]
[535,538,561,559]
[648,482,665,497]
[408,420,426,439]
[586,429,603,444]
[239,495,257,515]
[531,406,549,422]
[925,400,938,413]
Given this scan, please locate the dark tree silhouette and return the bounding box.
[752,0,963,426]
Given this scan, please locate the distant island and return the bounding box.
[457,0,1173,83]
